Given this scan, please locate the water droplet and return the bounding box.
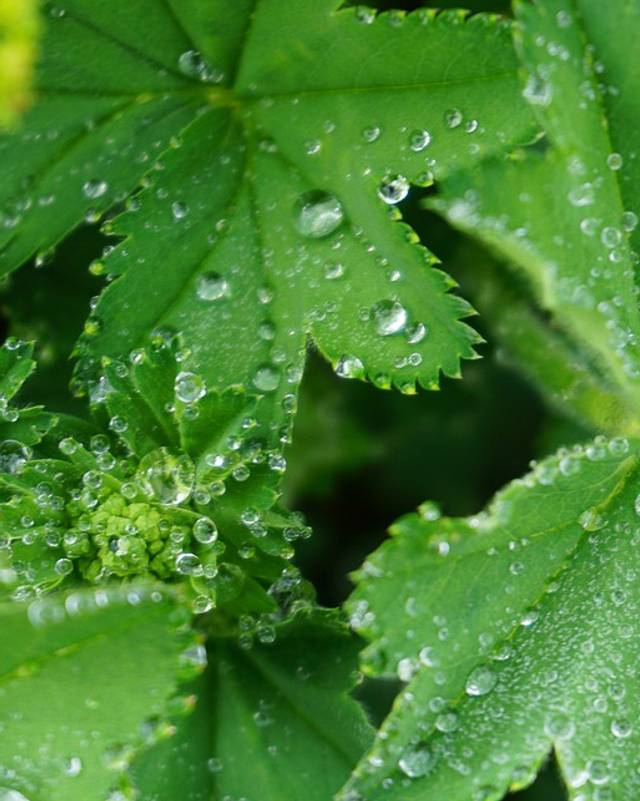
[622,211,638,232]
[0,440,30,474]
[252,364,280,392]
[409,129,431,152]
[64,756,83,777]
[544,710,575,739]
[607,153,623,171]
[175,552,203,576]
[55,557,73,576]
[611,718,632,738]
[175,371,206,403]
[406,323,427,344]
[465,665,496,696]
[0,790,32,801]
[177,50,218,81]
[579,508,606,531]
[172,201,189,221]
[378,174,409,205]
[362,125,381,142]
[398,744,435,778]
[83,179,108,199]
[371,299,408,335]
[138,448,195,505]
[444,108,463,129]
[294,191,344,238]
[193,517,218,545]
[601,226,621,248]
[523,74,553,106]
[193,594,214,614]
[196,272,229,301]
[435,710,459,732]
[304,139,321,155]
[335,355,364,379]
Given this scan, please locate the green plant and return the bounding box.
[0,1,638,800]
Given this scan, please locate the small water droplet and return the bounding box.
[444,108,463,129]
[83,180,108,199]
[409,129,431,152]
[294,191,344,238]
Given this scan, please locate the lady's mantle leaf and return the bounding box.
[432,0,640,412]
[343,435,640,801]
[1,1,536,395]
[0,585,199,801]
[130,610,373,801]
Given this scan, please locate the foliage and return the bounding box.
[0,1,638,800]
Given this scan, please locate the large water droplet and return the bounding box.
[175,552,203,576]
[294,191,344,238]
[335,355,364,379]
[371,300,408,335]
[193,516,218,545]
[0,440,31,474]
[398,743,435,778]
[378,174,409,204]
[196,272,229,301]
[465,665,496,696]
[138,447,195,505]
[252,364,280,392]
[175,371,206,403]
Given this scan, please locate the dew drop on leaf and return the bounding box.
[0,440,30,474]
[193,516,218,545]
[252,364,280,392]
[172,200,189,221]
[175,552,203,576]
[465,665,496,696]
[371,300,408,336]
[335,354,364,379]
[409,129,431,151]
[294,191,344,238]
[378,174,409,205]
[82,179,108,199]
[196,272,229,301]
[398,743,435,778]
[444,108,463,129]
[138,448,195,505]
[0,790,32,801]
[175,371,206,403]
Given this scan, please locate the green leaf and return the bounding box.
[343,434,640,800]
[0,0,39,126]
[0,584,197,801]
[453,242,636,437]
[131,610,373,801]
[1,340,306,617]
[0,1,537,396]
[0,338,36,400]
[431,0,640,415]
